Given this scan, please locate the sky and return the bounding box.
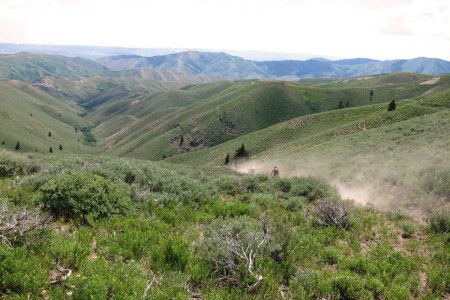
[0,0,449,60]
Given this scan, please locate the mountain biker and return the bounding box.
[248,165,256,174]
[270,166,279,176]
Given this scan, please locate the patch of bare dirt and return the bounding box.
[420,77,441,85]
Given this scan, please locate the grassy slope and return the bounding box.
[0,52,112,81]
[0,81,99,154]
[166,88,450,215]
[95,73,450,161]
[166,90,449,165]
[0,151,448,299]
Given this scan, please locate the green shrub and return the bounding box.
[0,246,48,295]
[211,201,253,218]
[215,175,243,196]
[386,210,407,221]
[331,274,372,300]
[420,167,450,200]
[290,177,338,202]
[0,153,40,178]
[163,238,189,271]
[385,284,409,299]
[38,171,133,221]
[428,211,450,234]
[274,178,292,193]
[399,222,416,238]
[428,267,450,294]
[366,278,385,299]
[284,196,306,212]
[322,247,340,265]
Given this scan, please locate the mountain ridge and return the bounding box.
[98,51,450,80]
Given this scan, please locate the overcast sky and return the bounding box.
[1,0,449,60]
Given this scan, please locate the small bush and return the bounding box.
[315,199,352,230]
[331,275,372,300]
[275,178,292,193]
[428,211,450,234]
[163,238,189,271]
[215,176,243,196]
[290,177,338,202]
[0,154,40,178]
[399,222,416,238]
[420,167,450,201]
[200,217,272,289]
[0,246,48,295]
[284,196,306,212]
[38,171,133,221]
[386,210,407,221]
[322,247,340,265]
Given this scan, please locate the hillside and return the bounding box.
[98,51,266,79]
[0,52,112,81]
[0,81,98,154]
[0,53,218,86]
[164,86,450,215]
[1,58,449,299]
[92,73,450,161]
[0,149,448,299]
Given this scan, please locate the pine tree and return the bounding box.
[234,143,249,159]
[49,147,53,153]
[338,101,344,109]
[346,101,350,107]
[179,135,184,147]
[48,131,52,137]
[15,141,20,151]
[225,153,230,165]
[59,144,63,150]
[1,141,4,145]
[370,89,374,101]
[388,99,396,111]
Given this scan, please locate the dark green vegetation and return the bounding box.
[1,152,449,299]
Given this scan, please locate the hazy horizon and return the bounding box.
[0,0,449,61]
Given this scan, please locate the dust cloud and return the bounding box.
[231,155,447,219]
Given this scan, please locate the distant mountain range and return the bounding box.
[0,43,318,61]
[98,51,450,80]
[1,46,450,82]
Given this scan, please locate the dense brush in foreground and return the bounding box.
[0,151,449,299]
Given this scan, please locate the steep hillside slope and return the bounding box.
[0,53,113,81]
[165,88,450,213]
[30,76,182,109]
[166,89,449,165]
[0,81,98,154]
[91,73,450,161]
[0,53,217,85]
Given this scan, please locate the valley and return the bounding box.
[0,50,449,299]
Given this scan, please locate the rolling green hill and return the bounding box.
[0,81,99,154]
[0,52,112,81]
[1,67,449,299]
[164,87,450,215]
[93,73,450,161]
